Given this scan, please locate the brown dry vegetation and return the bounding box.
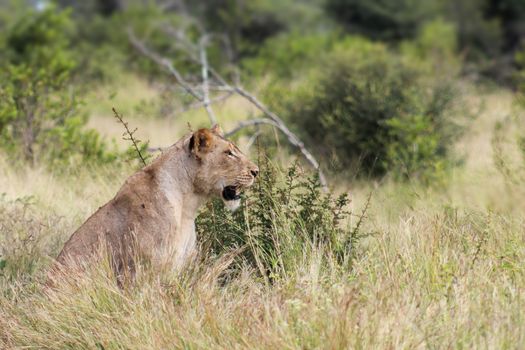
[0,83,524,349]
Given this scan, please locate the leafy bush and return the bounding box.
[325,0,439,41]
[74,5,189,83]
[401,19,460,75]
[487,0,525,51]
[196,159,369,279]
[276,38,458,182]
[0,6,117,166]
[432,0,525,82]
[324,0,525,83]
[187,0,304,59]
[242,32,337,79]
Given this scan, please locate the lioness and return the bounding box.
[55,125,258,278]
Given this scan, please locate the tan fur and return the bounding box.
[55,126,258,279]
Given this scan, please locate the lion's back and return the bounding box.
[56,199,130,266]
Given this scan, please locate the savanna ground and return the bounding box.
[0,76,524,349]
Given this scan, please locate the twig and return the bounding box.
[192,57,328,188]
[229,86,327,188]
[350,191,373,240]
[161,25,199,60]
[173,92,233,116]
[246,130,262,150]
[128,28,203,102]
[225,118,281,136]
[112,107,148,166]
[199,35,217,124]
[224,105,327,188]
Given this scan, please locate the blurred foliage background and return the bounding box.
[0,0,525,184]
[2,3,525,347]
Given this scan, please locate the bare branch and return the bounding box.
[112,107,148,166]
[202,62,328,187]
[161,25,199,60]
[163,26,241,86]
[245,130,262,150]
[158,0,185,12]
[128,28,203,102]
[225,118,280,136]
[225,117,327,188]
[128,28,328,189]
[178,92,234,115]
[199,35,217,125]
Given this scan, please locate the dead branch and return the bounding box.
[161,25,199,60]
[128,30,328,189]
[112,107,148,166]
[228,87,327,188]
[176,51,328,186]
[245,130,262,150]
[225,114,327,187]
[199,35,217,125]
[174,92,233,116]
[163,25,240,86]
[128,28,203,102]
[224,118,280,136]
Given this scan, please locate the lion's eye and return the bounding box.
[226,150,235,157]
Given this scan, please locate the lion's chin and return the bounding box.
[223,198,241,212]
[221,185,242,212]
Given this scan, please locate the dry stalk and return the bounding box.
[112,107,148,166]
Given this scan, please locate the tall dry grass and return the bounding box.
[0,87,524,349]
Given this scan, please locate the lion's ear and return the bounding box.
[189,128,214,157]
[210,124,224,137]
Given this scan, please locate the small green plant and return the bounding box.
[197,158,370,280]
[242,32,336,79]
[112,107,151,168]
[0,6,117,166]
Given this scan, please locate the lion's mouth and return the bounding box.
[221,185,243,211]
[222,185,241,201]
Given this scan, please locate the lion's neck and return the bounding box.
[146,143,207,268]
[157,144,207,219]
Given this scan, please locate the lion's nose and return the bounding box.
[250,168,259,178]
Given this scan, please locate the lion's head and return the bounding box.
[189,125,259,210]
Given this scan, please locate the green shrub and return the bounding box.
[323,0,525,83]
[242,32,337,79]
[487,0,525,51]
[325,0,439,41]
[75,5,188,83]
[455,0,503,60]
[277,38,458,182]
[0,6,117,166]
[401,19,460,75]
[197,159,369,279]
[187,0,301,58]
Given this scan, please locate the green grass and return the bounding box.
[0,84,524,349]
